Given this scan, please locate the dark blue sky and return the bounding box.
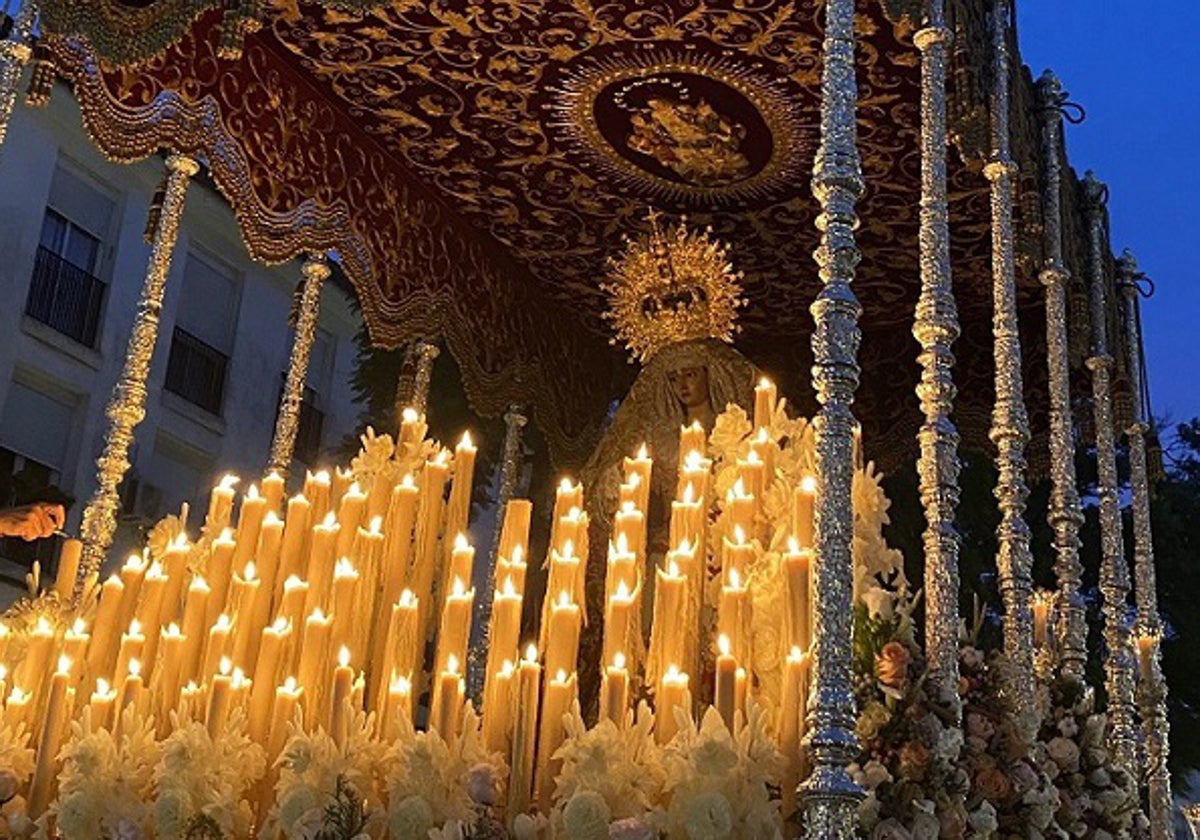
[1017,3,1200,428]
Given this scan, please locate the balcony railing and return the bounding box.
[165,327,228,415]
[25,245,106,347]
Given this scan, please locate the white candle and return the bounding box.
[600,652,630,729]
[28,655,72,818]
[656,665,689,744]
[329,646,354,748]
[715,634,737,730]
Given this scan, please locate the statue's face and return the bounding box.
[667,366,710,409]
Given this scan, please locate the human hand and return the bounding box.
[0,502,66,541]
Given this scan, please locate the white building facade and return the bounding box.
[0,87,363,588]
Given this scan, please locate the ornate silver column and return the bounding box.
[467,404,527,704]
[79,155,200,582]
[984,0,1036,735]
[267,254,330,475]
[411,339,439,415]
[1082,171,1137,773]
[1035,71,1088,683]
[1116,251,1170,840]
[0,0,36,152]
[800,0,864,835]
[912,0,962,714]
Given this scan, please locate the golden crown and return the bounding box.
[603,211,746,362]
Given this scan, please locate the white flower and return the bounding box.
[277,785,320,835]
[683,791,734,840]
[967,801,997,835]
[0,769,18,803]
[563,790,612,840]
[610,816,658,840]
[467,763,498,806]
[389,795,434,840]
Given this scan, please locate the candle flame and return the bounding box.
[400,473,416,489]
[216,527,235,544]
[800,474,817,494]
[219,657,232,676]
[171,532,191,550]
[758,376,773,390]
[455,533,470,551]
[636,443,649,459]
[733,525,746,545]
[264,510,282,526]
[144,561,165,579]
[214,614,232,631]
[246,483,260,500]
[452,577,466,597]
[502,576,517,597]
[682,483,695,504]
[511,545,525,565]
[677,538,693,554]
[219,474,240,491]
[555,668,568,683]
[8,688,26,703]
[746,449,762,466]
[284,575,306,592]
[434,449,450,466]
[291,493,309,505]
[667,560,680,577]
[165,622,182,637]
[129,659,142,677]
[244,561,257,581]
[718,634,731,656]
[272,617,290,633]
[348,481,363,497]
[128,618,143,636]
[755,427,770,444]
[558,477,575,493]
[71,617,87,635]
[787,536,800,553]
[95,678,110,695]
[557,590,571,608]
[56,655,72,675]
[322,511,338,528]
[338,646,351,668]
[735,667,746,679]
[729,569,742,589]
[398,590,415,608]
[684,449,704,470]
[123,553,142,569]
[459,430,474,449]
[614,652,627,669]
[232,668,248,688]
[561,539,574,559]
[402,407,419,424]
[310,608,328,622]
[392,673,413,693]
[369,515,383,534]
[0,623,8,637]
[284,676,298,692]
[732,478,747,498]
[35,616,53,635]
[615,580,631,600]
[524,644,538,663]
[500,660,515,676]
[191,576,211,592]
[334,557,357,578]
[666,664,681,678]
[447,654,460,674]
[615,532,629,554]
[313,470,331,484]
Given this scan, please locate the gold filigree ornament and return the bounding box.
[603,211,746,363]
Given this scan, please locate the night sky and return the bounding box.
[1017,2,1200,428]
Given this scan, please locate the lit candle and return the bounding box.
[432,654,464,742]
[553,478,584,524]
[229,666,251,719]
[298,609,332,727]
[496,499,533,562]
[734,667,748,721]
[483,576,522,733]
[277,494,312,597]
[112,618,146,690]
[447,534,475,601]
[648,560,686,686]
[754,377,777,430]
[622,444,653,513]
[267,677,302,762]
[28,655,72,817]
[782,539,813,652]
[261,470,286,514]
[385,672,413,739]
[249,618,291,744]
[331,467,355,511]
[229,562,262,668]
[275,575,309,629]
[736,450,766,512]
[613,502,646,565]
[793,475,817,549]
[482,660,515,753]
[399,407,424,447]
[380,474,419,596]
[715,634,738,730]
[304,512,341,617]
[119,658,145,716]
[329,646,354,748]
[88,678,117,731]
[725,480,755,539]
[252,511,286,641]
[412,451,450,638]
[179,576,211,686]
[656,665,690,744]
[117,553,148,630]
[206,529,237,626]
[605,532,639,604]
[62,618,90,678]
[749,427,777,486]
[205,474,240,534]
[444,431,478,557]
[1136,631,1160,684]
[602,580,635,673]
[161,534,191,626]
[304,469,332,523]
[544,591,581,683]
[504,544,529,596]
[329,557,360,657]
[177,681,203,725]
[600,652,630,729]
[201,614,232,683]
[153,623,185,725]
[206,658,233,738]
[374,590,419,716]
[669,483,703,555]
[540,542,582,651]
[334,482,367,562]
[779,647,809,820]
[679,422,706,464]
[54,538,83,600]
[678,449,712,505]
[719,569,751,666]
[232,483,267,574]
[721,526,755,587]
[508,645,541,820]
[537,669,577,809]
[3,687,29,730]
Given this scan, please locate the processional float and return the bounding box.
[0,1,1177,839]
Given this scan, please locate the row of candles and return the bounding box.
[1,381,827,826]
[1029,589,1161,684]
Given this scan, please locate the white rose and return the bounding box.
[154,789,191,840]
[967,802,998,835]
[514,813,544,840]
[389,795,435,840]
[1046,737,1080,772]
[683,792,734,840]
[564,790,611,840]
[467,764,498,807]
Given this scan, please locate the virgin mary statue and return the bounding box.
[577,214,759,712]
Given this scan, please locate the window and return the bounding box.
[24,164,115,347]
[165,252,239,415]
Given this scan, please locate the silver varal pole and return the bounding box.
[79,155,200,585]
[800,0,865,835]
[985,0,1036,737]
[267,254,330,476]
[1082,171,1137,774]
[1035,71,1088,683]
[0,0,36,152]
[1116,251,1170,840]
[913,0,963,716]
[411,340,439,416]
[467,404,527,705]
